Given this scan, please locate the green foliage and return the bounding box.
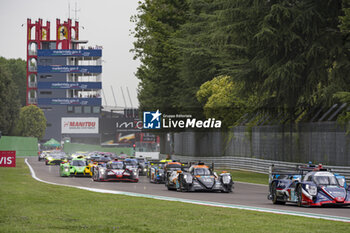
[0,57,26,106]
[333,91,350,103]
[132,0,350,122]
[173,0,221,115]
[0,61,20,135]
[131,0,189,114]
[340,0,350,32]
[14,105,46,140]
[196,75,249,127]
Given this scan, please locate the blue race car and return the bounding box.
[268,164,350,206]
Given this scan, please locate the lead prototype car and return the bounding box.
[268,164,350,206]
[92,160,139,182]
[168,162,234,193]
[59,157,90,177]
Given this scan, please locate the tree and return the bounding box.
[0,62,20,135]
[0,57,26,106]
[333,0,350,107]
[131,0,189,114]
[14,105,46,139]
[132,0,350,124]
[196,75,256,127]
[173,0,221,116]
[217,0,345,120]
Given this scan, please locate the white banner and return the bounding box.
[61,117,99,134]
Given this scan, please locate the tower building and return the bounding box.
[26,18,102,144]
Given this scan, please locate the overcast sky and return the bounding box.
[0,0,141,108]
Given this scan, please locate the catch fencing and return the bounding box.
[0,136,38,156]
[160,121,350,166]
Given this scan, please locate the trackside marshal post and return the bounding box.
[0,151,16,167]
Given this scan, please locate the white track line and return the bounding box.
[25,159,350,223]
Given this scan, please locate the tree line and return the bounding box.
[132,0,350,127]
[0,57,46,139]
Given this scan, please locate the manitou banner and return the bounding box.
[61,117,99,134]
[0,151,16,167]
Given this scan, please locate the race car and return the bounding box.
[148,161,168,183]
[59,157,90,177]
[70,151,89,159]
[268,164,350,206]
[136,157,148,176]
[90,155,112,164]
[164,161,185,190]
[38,150,53,161]
[168,162,234,192]
[92,160,139,182]
[45,151,67,165]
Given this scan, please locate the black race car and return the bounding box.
[168,162,233,193]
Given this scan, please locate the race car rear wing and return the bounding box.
[269,164,331,183]
[187,161,215,171]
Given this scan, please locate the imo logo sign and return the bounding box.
[143,110,161,129]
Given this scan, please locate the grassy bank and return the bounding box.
[215,169,268,185]
[0,159,348,233]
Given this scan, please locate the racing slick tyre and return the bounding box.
[296,185,303,207]
[222,185,231,193]
[271,182,285,205]
[176,180,183,192]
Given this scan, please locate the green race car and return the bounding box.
[59,158,90,177]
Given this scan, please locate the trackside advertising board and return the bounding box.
[61,117,99,134]
[0,151,16,167]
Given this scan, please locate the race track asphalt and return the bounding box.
[27,157,350,219]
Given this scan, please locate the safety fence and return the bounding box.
[0,136,38,156]
[160,121,350,166]
[164,155,350,184]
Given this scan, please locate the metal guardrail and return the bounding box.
[165,155,350,184]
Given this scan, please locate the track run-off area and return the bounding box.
[25,157,350,223]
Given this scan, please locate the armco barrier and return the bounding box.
[0,136,38,156]
[166,155,350,184]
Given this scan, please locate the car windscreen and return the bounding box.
[108,162,124,169]
[97,157,111,162]
[124,161,137,167]
[137,158,145,163]
[314,175,338,186]
[72,160,86,166]
[194,168,211,176]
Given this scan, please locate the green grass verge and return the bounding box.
[0,159,349,233]
[215,169,268,185]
